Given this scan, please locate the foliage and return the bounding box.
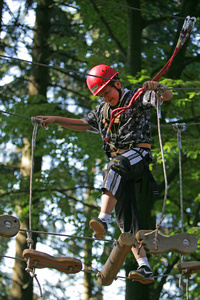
[0,0,200,299]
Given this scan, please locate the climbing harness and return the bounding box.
[102,90,128,155]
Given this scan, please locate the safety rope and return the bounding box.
[0,254,187,282]
[173,123,186,294]
[4,251,199,300]
[1,54,200,91]
[0,109,31,120]
[173,123,186,234]
[23,117,43,297]
[103,15,196,143]
[155,87,168,241]
[20,228,116,243]
[94,0,185,20]
[0,108,200,128]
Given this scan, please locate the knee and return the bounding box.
[107,155,131,179]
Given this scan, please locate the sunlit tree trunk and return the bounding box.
[81,173,103,300]
[11,0,52,299]
[0,0,3,33]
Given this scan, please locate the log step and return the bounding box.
[97,232,135,286]
[23,249,82,274]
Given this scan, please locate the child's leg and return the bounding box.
[129,244,154,284]
[131,244,151,268]
[89,189,117,239]
[100,189,117,214]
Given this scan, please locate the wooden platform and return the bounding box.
[0,215,20,238]
[23,249,82,274]
[177,261,200,275]
[136,230,197,255]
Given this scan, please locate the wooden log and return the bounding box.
[97,232,135,286]
[136,230,197,255]
[0,215,20,238]
[23,249,82,274]
[177,261,200,275]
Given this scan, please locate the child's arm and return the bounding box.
[37,116,92,131]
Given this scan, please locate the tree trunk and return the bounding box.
[11,0,52,299]
[81,177,103,300]
[81,206,94,300]
[0,0,3,34]
[124,176,155,300]
[125,0,143,76]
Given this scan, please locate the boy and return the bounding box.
[38,64,173,284]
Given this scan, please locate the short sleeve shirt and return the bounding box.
[82,88,157,149]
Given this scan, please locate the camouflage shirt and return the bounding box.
[82,88,157,154]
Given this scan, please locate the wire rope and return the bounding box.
[1,54,200,91]
[1,108,200,128]
[0,254,189,281]
[19,228,115,243]
[94,0,185,19]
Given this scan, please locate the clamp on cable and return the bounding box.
[155,83,167,95]
[177,15,196,47]
[182,15,196,32]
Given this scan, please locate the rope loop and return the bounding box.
[31,117,43,127]
[173,123,186,150]
[156,92,168,227]
[26,230,34,251]
[173,123,186,233]
[24,260,43,297]
[26,237,34,249]
[155,83,167,95]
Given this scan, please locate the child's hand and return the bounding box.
[142,81,159,91]
[37,116,55,127]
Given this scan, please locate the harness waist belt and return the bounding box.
[135,143,151,150]
[110,143,151,158]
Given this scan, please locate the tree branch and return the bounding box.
[88,0,127,59]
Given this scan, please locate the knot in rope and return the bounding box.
[31,116,43,127]
[155,83,167,95]
[24,259,43,297]
[173,123,186,149]
[26,236,34,249]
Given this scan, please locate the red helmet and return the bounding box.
[86,64,118,96]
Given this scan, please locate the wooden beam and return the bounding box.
[97,232,135,286]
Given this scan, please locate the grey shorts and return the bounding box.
[102,148,152,234]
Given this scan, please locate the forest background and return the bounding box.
[0,0,200,299]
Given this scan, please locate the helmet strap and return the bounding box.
[110,80,122,102]
[111,85,122,102]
